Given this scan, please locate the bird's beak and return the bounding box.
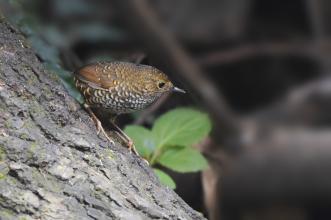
[172,86,186,93]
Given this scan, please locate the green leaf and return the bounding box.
[153,168,176,189]
[124,125,156,158]
[158,148,208,173]
[152,108,211,149]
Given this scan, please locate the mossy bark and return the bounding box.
[0,20,205,220]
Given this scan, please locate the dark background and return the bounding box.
[2,0,331,219]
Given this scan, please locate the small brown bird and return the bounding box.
[74,61,185,155]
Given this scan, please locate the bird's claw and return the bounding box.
[127,140,139,156]
[142,158,149,165]
[95,120,102,135]
[95,120,115,146]
[84,104,115,146]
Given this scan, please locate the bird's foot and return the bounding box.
[127,140,139,156]
[95,118,115,146]
[84,103,115,146]
[127,140,149,164]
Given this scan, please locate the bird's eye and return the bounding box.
[158,82,165,88]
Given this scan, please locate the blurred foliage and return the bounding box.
[45,63,84,103]
[125,108,211,189]
[51,0,93,16]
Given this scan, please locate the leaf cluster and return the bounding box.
[125,108,211,189]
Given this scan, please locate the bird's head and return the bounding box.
[136,64,186,95]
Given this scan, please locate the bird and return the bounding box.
[74,61,185,155]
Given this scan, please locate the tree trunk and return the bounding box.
[0,19,205,220]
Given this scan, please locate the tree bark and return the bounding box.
[0,19,205,220]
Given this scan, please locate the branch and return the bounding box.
[197,41,320,66]
[305,0,331,74]
[221,127,331,207]
[251,75,331,126]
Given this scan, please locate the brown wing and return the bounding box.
[74,62,117,90]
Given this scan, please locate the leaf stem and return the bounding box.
[150,145,163,165]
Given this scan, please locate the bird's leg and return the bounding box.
[110,117,139,156]
[84,104,115,145]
